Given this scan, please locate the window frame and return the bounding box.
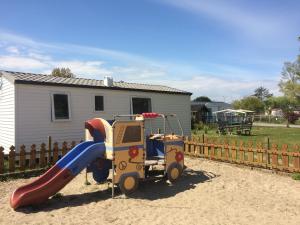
[94,94,105,112]
[51,92,72,122]
[122,125,142,143]
[130,96,152,114]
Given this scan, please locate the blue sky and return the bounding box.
[0,0,299,101]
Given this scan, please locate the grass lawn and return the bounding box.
[192,126,300,150]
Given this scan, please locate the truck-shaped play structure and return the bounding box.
[10,113,185,209]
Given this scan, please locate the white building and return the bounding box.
[0,71,192,153]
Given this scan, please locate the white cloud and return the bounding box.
[6,46,20,54]
[134,75,280,101]
[0,30,282,100]
[0,55,49,71]
[51,60,113,78]
[158,0,296,41]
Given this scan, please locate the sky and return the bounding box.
[0,0,299,102]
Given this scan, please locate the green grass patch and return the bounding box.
[192,126,300,150]
[291,173,300,180]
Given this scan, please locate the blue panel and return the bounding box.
[56,141,95,169]
[65,142,106,176]
[146,138,165,158]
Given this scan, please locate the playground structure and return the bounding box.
[10,113,185,209]
[214,109,254,135]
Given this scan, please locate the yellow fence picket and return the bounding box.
[281,144,289,171]
[292,145,300,172]
[53,142,59,163]
[39,143,46,167]
[0,146,4,174]
[271,144,278,169]
[62,142,68,156]
[239,141,245,163]
[19,145,26,171]
[9,146,15,172]
[30,144,36,169]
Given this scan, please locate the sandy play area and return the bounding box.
[1,157,300,225]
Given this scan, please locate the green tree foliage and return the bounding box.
[265,96,298,126]
[279,61,300,102]
[232,96,264,113]
[279,38,300,103]
[193,96,212,102]
[51,68,75,78]
[253,86,273,101]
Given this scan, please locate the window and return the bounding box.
[132,98,151,114]
[52,93,70,120]
[95,95,104,111]
[122,125,141,143]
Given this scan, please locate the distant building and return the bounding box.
[270,108,284,117]
[191,101,232,123]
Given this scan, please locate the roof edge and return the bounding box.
[15,80,193,96]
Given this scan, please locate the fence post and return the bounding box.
[281,144,289,171]
[247,141,254,165]
[9,146,15,172]
[48,136,52,164]
[19,145,26,171]
[0,146,4,174]
[293,145,300,172]
[30,144,36,169]
[40,143,46,167]
[231,140,237,162]
[62,141,68,156]
[224,142,229,161]
[239,141,245,163]
[53,142,59,163]
[71,141,76,149]
[271,144,278,169]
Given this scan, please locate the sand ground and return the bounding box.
[1,157,300,225]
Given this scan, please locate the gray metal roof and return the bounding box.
[0,70,192,95]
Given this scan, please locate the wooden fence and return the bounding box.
[0,139,79,175]
[184,137,300,173]
[1,137,300,175]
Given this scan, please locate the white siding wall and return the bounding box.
[15,84,191,151]
[0,77,15,152]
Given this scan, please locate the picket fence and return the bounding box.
[184,137,300,173]
[1,137,300,175]
[0,138,79,175]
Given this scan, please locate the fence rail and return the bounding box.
[184,137,300,173]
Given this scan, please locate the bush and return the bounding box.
[287,112,300,124]
[292,173,300,180]
[194,122,205,131]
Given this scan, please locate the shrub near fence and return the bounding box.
[0,139,79,175]
[184,137,300,173]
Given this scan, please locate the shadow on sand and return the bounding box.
[16,168,219,213]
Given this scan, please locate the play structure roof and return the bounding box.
[214,109,254,114]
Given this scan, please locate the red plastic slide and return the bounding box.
[10,165,74,209]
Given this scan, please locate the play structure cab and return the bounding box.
[10,113,185,209]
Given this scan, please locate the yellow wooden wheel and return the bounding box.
[124,176,135,190]
[170,167,180,180]
[119,174,139,195]
[167,163,183,183]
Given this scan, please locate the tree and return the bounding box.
[279,37,300,103]
[253,86,273,101]
[193,96,212,102]
[279,61,300,102]
[51,68,75,78]
[265,96,298,127]
[232,96,264,113]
